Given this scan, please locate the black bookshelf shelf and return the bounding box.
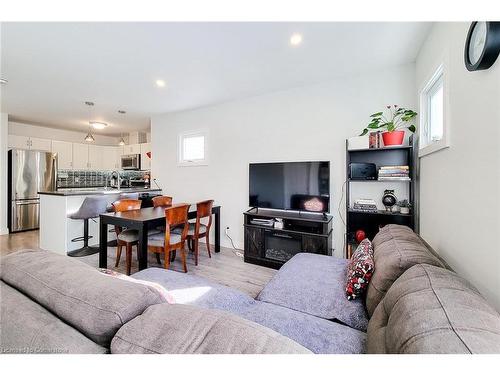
[348,209,413,217]
[345,136,418,258]
[348,179,412,182]
[348,145,413,153]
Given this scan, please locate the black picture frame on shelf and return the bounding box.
[344,136,418,258]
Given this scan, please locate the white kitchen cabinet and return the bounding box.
[116,145,124,169]
[72,143,89,170]
[8,135,51,151]
[123,144,141,155]
[140,142,151,170]
[102,146,119,170]
[51,140,73,169]
[88,145,104,170]
[8,135,29,149]
[30,137,52,152]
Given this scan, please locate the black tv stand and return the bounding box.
[243,208,333,269]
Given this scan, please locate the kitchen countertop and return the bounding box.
[38,187,162,196]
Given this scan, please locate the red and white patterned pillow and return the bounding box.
[345,238,375,300]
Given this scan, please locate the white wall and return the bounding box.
[8,121,120,146]
[0,113,8,235]
[416,23,500,310]
[0,23,8,235]
[151,64,416,253]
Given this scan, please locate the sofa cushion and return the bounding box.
[111,303,311,354]
[345,239,374,300]
[0,249,167,346]
[0,281,108,354]
[256,253,368,331]
[366,225,445,316]
[133,268,367,354]
[367,264,500,353]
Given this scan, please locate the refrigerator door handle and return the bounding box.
[15,200,40,205]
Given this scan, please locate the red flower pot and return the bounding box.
[382,130,405,146]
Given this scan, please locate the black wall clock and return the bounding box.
[465,22,500,71]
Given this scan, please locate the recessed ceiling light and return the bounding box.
[290,33,303,46]
[155,79,166,88]
[0,78,7,84]
[90,121,108,130]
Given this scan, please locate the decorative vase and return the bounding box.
[382,190,397,212]
[400,206,410,214]
[382,130,405,146]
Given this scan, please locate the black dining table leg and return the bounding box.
[138,223,148,271]
[99,218,108,268]
[214,207,220,253]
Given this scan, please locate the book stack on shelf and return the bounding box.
[378,165,410,181]
[352,199,378,213]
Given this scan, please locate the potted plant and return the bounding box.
[360,105,417,146]
[397,199,411,214]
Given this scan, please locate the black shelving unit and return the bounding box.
[345,136,418,258]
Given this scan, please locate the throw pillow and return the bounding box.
[346,238,374,300]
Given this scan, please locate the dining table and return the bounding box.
[98,203,221,270]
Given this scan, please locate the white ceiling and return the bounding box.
[1,22,432,135]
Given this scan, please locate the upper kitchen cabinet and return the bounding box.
[140,142,151,170]
[88,145,104,170]
[30,137,53,152]
[51,140,73,169]
[8,135,52,152]
[72,143,89,170]
[102,146,119,170]
[123,144,141,155]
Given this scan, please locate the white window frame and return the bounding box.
[177,130,209,166]
[418,62,450,157]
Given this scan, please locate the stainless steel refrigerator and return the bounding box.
[8,149,57,232]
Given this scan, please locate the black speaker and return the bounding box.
[349,163,377,180]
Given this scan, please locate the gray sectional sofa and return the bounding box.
[1,224,500,354]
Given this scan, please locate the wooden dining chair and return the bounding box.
[179,200,214,266]
[152,195,173,208]
[147,204,190,273]
[112,199,142,275]
[151,196,173,259]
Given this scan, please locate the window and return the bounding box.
[419,65,449,156]
[178,131,208,166]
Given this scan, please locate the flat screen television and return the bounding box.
[249,161,330,213]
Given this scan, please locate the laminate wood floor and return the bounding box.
[0,230,276,298]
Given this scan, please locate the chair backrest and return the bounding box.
[165,204,190,227]
[196,200,214,229]
[164,204,190,241]
[152,196,173,208]
[112,199,142,213]
[119,193,139,200]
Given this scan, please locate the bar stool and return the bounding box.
[67,196,109,257]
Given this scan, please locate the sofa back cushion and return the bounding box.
[0,281,108,354]
[366,225,445,316]
[111,303,311,354]
[0,249,167,346]
[367,264,500,353]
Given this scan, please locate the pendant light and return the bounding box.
[84,101,95,143]
[118,133,125,146]
[117,110,126,146]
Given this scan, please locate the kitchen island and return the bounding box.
[38,188,161,255]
